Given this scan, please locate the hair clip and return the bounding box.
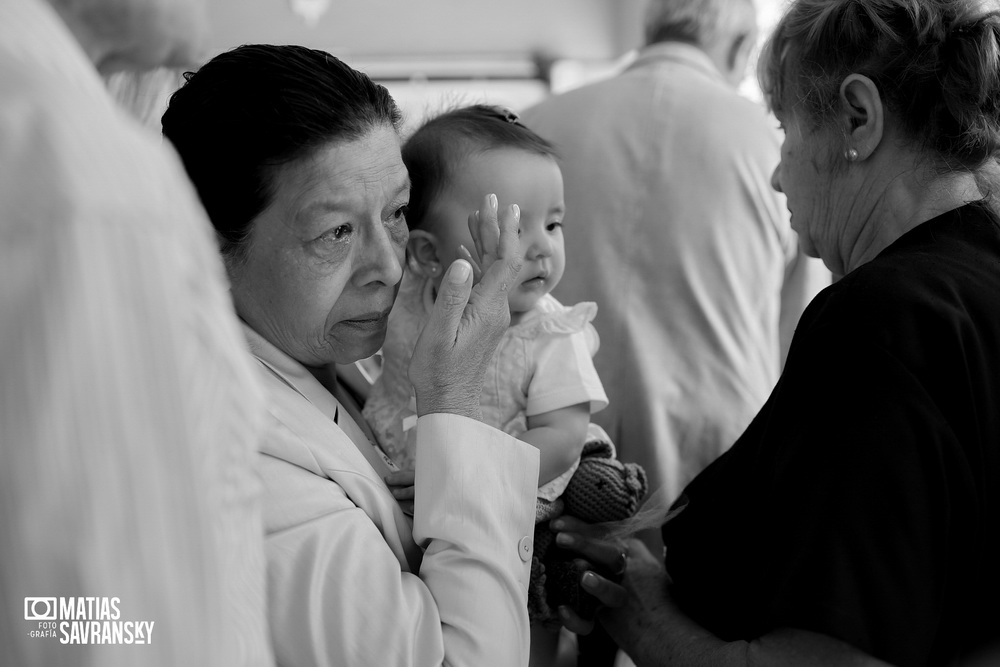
[489,105,524,127]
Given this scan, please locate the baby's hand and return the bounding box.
[385,470,415,516]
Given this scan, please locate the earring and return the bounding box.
[844,148,859,162]
[428,264,439,276]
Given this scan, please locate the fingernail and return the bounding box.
[511,204,520,220]
[489,193,498,211]
[475,210,480,221]
[550,519,564,530]
[450,260,471,283]
[582,571,598,589]
[556,532,573,546]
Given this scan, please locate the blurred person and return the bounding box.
[105,67,187,130]
[552,0,1000,664]
[162,45,540,667]
[0,0,272,666]
[521,0,830,539]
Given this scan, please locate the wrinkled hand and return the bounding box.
[550,516,671,651]
[550,523,886,665]
[409,194,522,419]
[385,470,415,516]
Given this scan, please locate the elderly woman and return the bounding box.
[554,0,1000,665]
[161,45,539,666]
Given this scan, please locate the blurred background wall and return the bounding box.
[206,0,645,61]
[108,0,786,133]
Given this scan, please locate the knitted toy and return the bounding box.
[528,430,648,631]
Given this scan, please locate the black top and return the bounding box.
[663,203,1000,666]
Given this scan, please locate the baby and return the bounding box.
[364,104,608,512]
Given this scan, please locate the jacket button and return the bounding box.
[518,536,532,562]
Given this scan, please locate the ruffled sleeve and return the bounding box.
[509,300,598,340]
[518,298,608,417]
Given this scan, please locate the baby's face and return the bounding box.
[426,148,566,319]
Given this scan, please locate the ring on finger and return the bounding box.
[613,548,629,577]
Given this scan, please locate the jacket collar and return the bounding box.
[243,321,419,571]
[242,322,343,425]
[626,41,724,83]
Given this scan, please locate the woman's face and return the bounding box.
[771,109,844,271]
[231,125,409,367]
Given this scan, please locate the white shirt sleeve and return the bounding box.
[526,325,609,417]
[413,414,539,666]
[261,413,539,667]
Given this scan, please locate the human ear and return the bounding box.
[839,73,884,160]
[406,229,443,279]
[726,30,756,87]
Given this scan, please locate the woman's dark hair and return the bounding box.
[402,104,558,231]
[759,0,1000,172]
[161,44,402,261]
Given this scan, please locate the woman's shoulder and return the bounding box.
[797,207,1000,357]
[839,206,1000,310]
[801,259,939,344]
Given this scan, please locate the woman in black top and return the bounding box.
[553,0,1000,665]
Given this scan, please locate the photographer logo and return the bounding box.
[24,597,57,621]
[23,597,154,645]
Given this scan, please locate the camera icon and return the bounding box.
[24,597,57,621]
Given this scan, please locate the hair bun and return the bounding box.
[937,11,1000,167]
[760,0,1000,172]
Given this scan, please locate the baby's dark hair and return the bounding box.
[402,104,558,230]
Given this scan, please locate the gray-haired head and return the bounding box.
[759,0,1000,173]
[644,0,759,85]
[645,0,757,47]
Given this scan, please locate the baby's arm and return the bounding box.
[522,402,590,486]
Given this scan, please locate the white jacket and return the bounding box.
[245,325,539,667]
